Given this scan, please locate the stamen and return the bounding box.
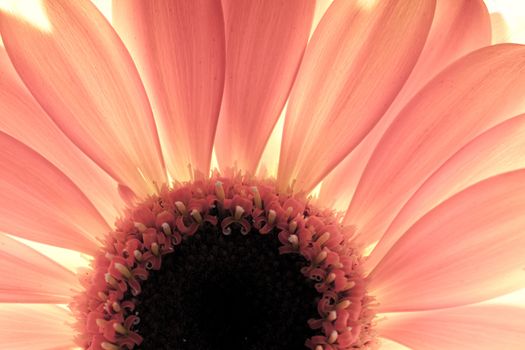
[288,234,299,247]
[174,201,187,215]
[327,330,338,344]
[161,222,172,236]
[115,262,132,279]
[267,209,277,225]
[112,302,121,312]
[113,322,128,335]
[191,209,203,223]
[134,250,143,262]
[251,186,262,209]
[336,300,351,310]
[101,342,119,350]
[151,242,160,256]
[234,205,244,220]
[215,181,225,202]
[134,222,147,233]
[327,310,337,321]
[314,251,327,264]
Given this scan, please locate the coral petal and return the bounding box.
[0,131,109,254]
[378,306,525,350]
[345,44,525,246]
[0,234,79,303]
[318,0,491,211]
[215,0,315,174]
[366,113,525,272]
[276,0,435,192]
[0,48,122,225]
[369,170,525,312]
[113,0,225,181]
[0,303,76,349]
[0,0,165,196]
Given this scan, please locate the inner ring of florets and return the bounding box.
[71,173,376,350]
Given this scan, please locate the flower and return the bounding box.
[0,0,525,349]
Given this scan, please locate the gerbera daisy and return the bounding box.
[0,0,524,349]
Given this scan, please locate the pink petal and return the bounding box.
[0,0,165,196]
[365,113,525,272]
[0,48,122,225]
[276,0,435,192]
[214,0,315,174]
[318,0,491,211]
[0,234,78,303]
[0,131,109,254]
[369,170,525,312]
[0,303,76,349]
[344,44,525,247]
[113,0,225,181]
[378,305,525,350]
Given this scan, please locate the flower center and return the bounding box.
[72,175,376,350]
[136,224,318,349]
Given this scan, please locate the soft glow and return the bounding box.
[9,234,90,273]
[485,0,525,44]
[0,0,52,32]
[91,0,112,22]
[256,106,286,178]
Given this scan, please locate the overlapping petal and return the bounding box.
[0,303,76,349]
[0,48,122,224]
[0,131,109,254]
[0,234,79,303]
[345,44,525,246]
[365,113,525,271]
[113,0,225,181]
[378,306,525,350]
[0,0,166,196]
[214,0,315,174]
[369,170,525,312]
[318,0,491,211]
[277,0,435,192]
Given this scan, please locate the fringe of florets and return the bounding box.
[71,172,376,349]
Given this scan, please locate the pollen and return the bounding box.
[71,173,376,349]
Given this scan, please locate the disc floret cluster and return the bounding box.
[72,172,376,350]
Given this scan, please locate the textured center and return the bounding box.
[136,223,318,349]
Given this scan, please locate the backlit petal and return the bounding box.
[0,234,79,303]
[0,303,76,349]
[0,131,109,254]
[113,0,225,181]
[215,0,315,174]
[276,0,435,192]
[0,0,165,196]
[318,0,491,211]
[369,170,525,312]
[378,306,525,350]
[345,44,525,246]
[0,48,122,225]
[365,113,525,272]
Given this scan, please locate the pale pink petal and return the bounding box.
[369,170,525,312]
[378,306,525,350]
[0,48,122,225]
[113,0,225,181]
[318,0,491,211]
[0,234,79,303]
[0,303,76,349]
[344,44,525,247]
[0,131,110,254]
[365,113,525,272]
[214,0,315,174]
[0,0,165,196]
[276,0,435,192]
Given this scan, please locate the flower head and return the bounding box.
[0,0,524,349]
